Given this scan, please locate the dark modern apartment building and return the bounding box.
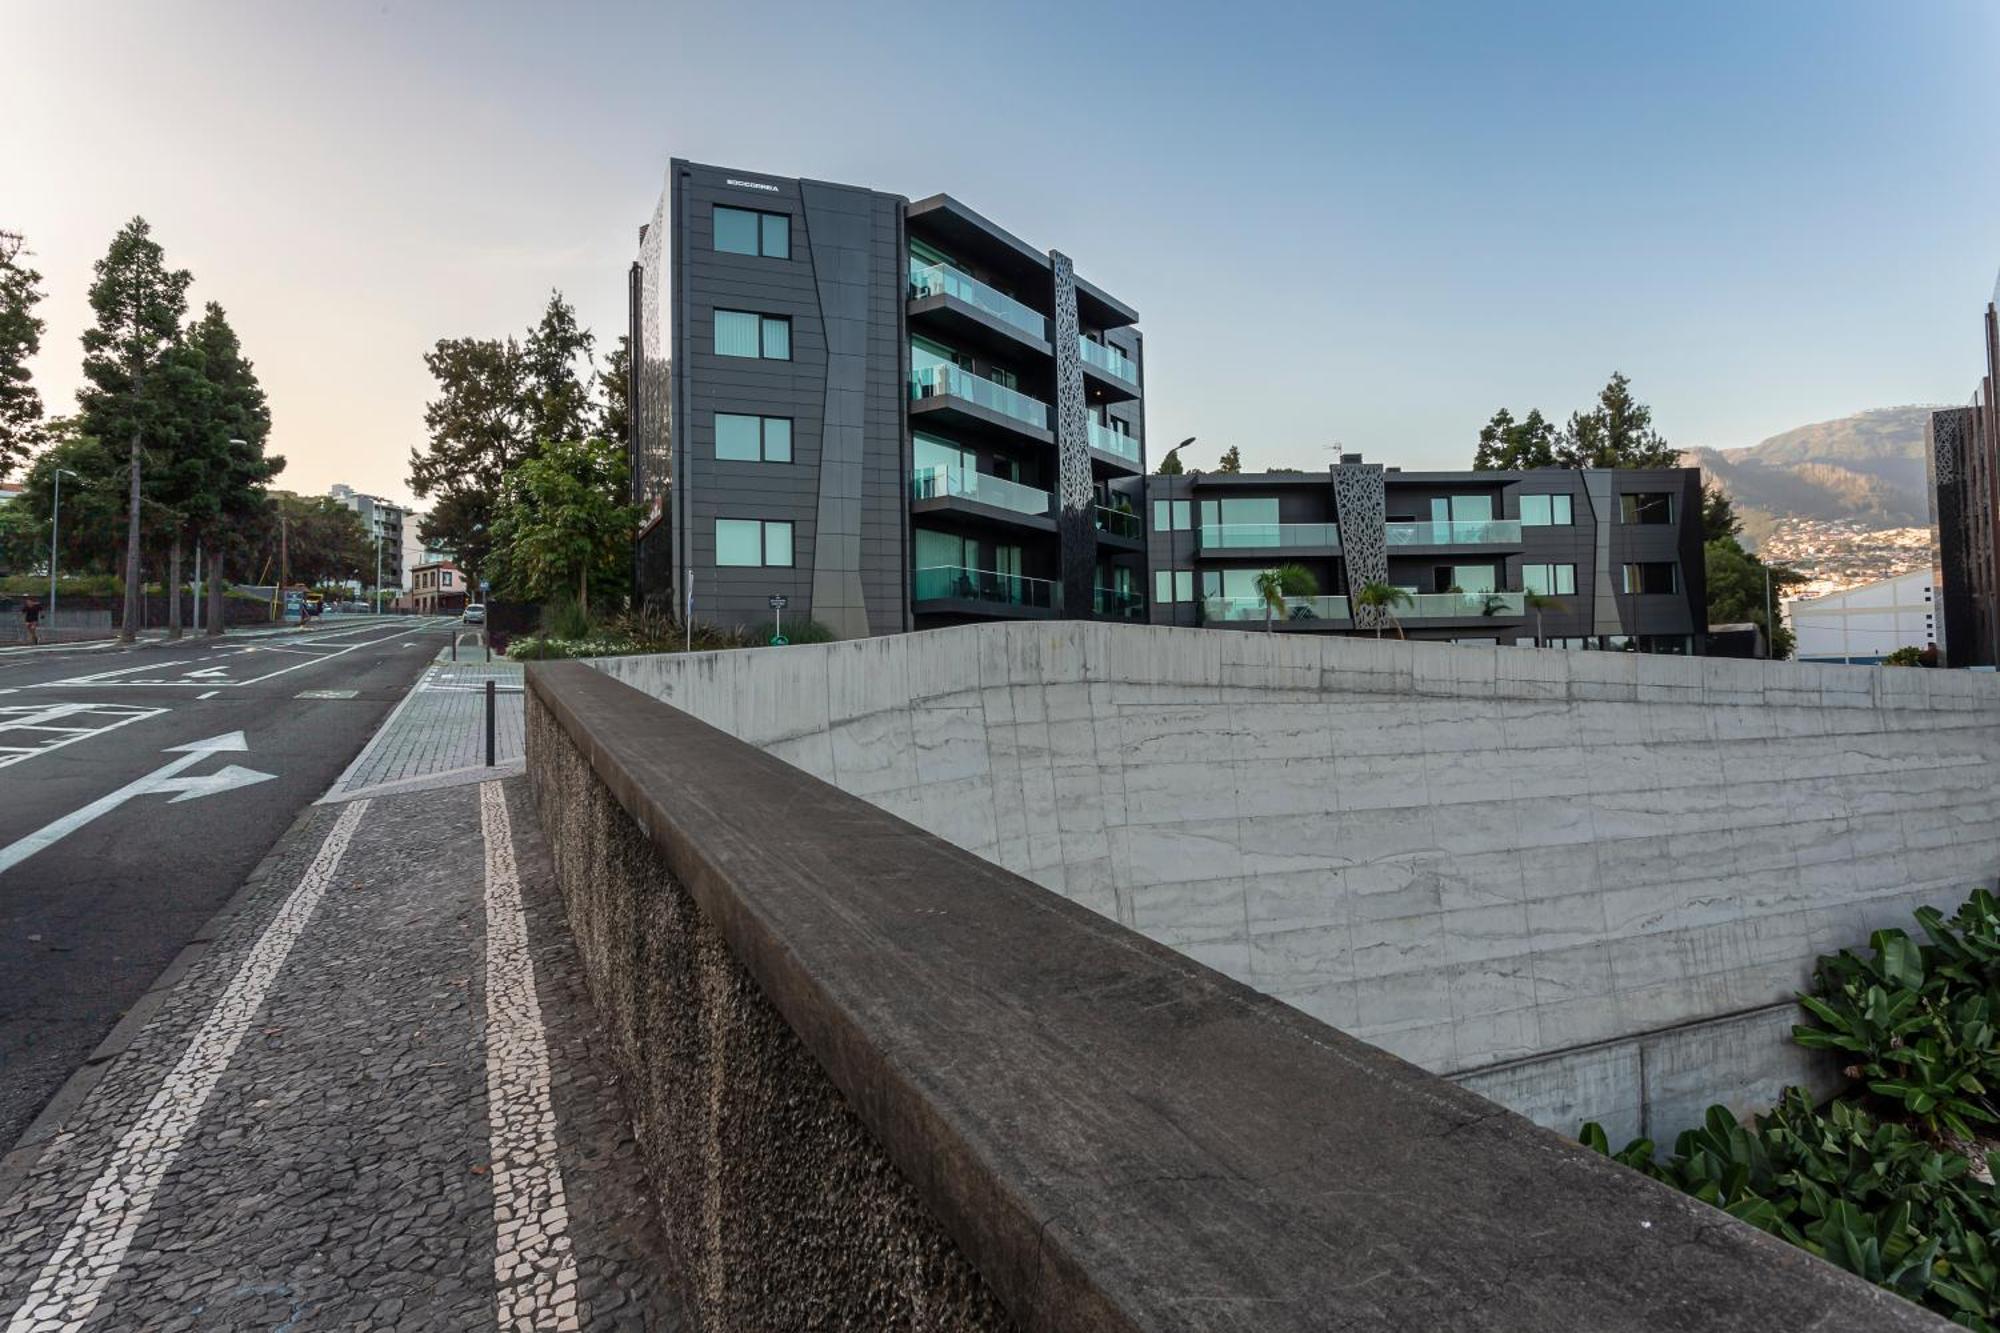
[629,160,1147,638]
[1145,459,1708,650]
[1927,274,2000,667]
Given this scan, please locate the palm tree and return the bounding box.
[1523,590,1563,647]
[1253,563,1319,632]
[1353,581,1413,639]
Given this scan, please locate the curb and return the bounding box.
[0,777,329,1205]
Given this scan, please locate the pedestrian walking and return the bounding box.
[21,596,42,645]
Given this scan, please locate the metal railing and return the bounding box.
[910,364,1050,431]
[1203,595,1350,624]
[1093,586,1147,619]
[1095,505,1142,539]
[1199,522,1340,549]
[908,260,1048,341]
[1078,336,1139,383]
[1086,419,1141,462]
[1383,519,1523,546]
[912,565,1061,610]
[1397,591,1527,618]
[910,467,1052,516]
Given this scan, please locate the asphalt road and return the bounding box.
[0,616,455,1148]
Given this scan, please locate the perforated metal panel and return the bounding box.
[1330,464,1387,628]
[1050,252,1094,615]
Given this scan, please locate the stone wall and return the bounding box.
[592,623,2000,1145]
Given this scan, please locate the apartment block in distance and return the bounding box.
[629,159,1148,638]
[1145,458,1707,650]
[1927,271,2000,667]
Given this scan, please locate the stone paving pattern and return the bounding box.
[0,779,680,1330]
[327,654,525,798]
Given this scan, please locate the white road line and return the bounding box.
[33,630,416,691]
[479,782,580,1331]
[197,691,218,700]
[0,703,167,771]
[2,800,370,1333]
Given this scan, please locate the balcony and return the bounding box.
[1086,419,1141,467]
[1095,505,1143,542]
[1092,586,1147,620]
[908,260,1050,353]
[1397,591,1527,620]
[1202,595,1351,626]
[910,467,1052,519]
[1198,522,1340,553]
[1383,519,1523,547]
[1078,337,1140,398]
[910,363,1052,442]
[912,565,1061,617]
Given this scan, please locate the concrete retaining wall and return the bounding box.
[525,659,1946,1330]
[593,623,2000,1145]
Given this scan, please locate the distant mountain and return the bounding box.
[1680,405,1942,547]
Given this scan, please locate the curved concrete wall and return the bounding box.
[594,623,2000,1142]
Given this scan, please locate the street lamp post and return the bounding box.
[48,468,79,640]
[1764,566,1773,660]
[374,531,383,616]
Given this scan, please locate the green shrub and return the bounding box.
[1,575,120,597]
[540,594,593,642]
[1883,645,1927,667]
[1584,887,2000,1328]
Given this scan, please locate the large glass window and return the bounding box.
[1522,562,1577,595]
[716,519,794,567]
[1519,494,1573,526]
[1431,495,1494,522]
[1199,497,1281,528]
[1152,499,1193,531]
[714,206,789,259]
[715,413,791,462]
[1620,492,1674,524]
[1154,570,1196,603]
[714,310,790,359]
[1621,562,1678,594]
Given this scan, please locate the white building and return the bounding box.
[1787,569,1937,665]
[328,484,408,591]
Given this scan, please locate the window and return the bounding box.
[442,571,452,587]
[714,310,790,359]
[1154,570,1196,603]
[1621,561,1678,594]
[1431,495,1494,522]
[1521,563,1576,596]
[1434,564,1497,593]
[716,413,792,462]
[1152,499,1192,531]
[1519,494,1573,526]
[716,519,794,567]
[714,206,789,259]
[1620,492,1674,524]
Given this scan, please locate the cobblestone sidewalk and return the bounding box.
[0,777,681,1331]
[323,651,525,801]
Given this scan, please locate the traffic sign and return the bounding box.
[768,594,788,610]
[479,579,491,594]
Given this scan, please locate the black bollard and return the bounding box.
[485,678,496,767]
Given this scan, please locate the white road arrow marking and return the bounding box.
[183,667,231,679]
[0,731,271,875]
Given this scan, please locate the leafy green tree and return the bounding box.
[1251,563,1318,631]
[1216,445,1243,473]
[190,305,279,632]
[0,231,47,478]
[409,292,596,589]
[1557,372,1680,469]
[1701,481,1742,540]
[1156,449,1184,476]
[598,334,631,444]
[1353,580,1413,638]
[268,492,372,588]
[1472,407,1560,470]
[10,423,123,577]
[1706,535,1806,659]
[78,217,192,640]
[486,435,637,616]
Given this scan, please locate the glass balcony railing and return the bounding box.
[1202,595,1351,624]
[1383,519,1523,546]
[912,565,1061,611]
[908,261,1048,341]
[1199,522,1340,549]
[1095,505,1142,539]
[911,363,1050,431]
[1397,590,1527,618]
[1093,586,1147,619]
[1086,419,1141,462]
[910,467,1051,517]
[1078,336,1138,384]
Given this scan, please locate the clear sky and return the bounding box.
[4,0,1996,508]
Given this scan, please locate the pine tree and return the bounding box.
[185,304,279,633]
[1217,445,1243,473]
[0,231,47,479]
[1556,373,1680,469]
[1700,482,1741,540]
[598,335,631,444]
[1472,407,1560,470]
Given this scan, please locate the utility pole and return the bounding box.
[374,530,383,615]
[48,468,78,638]
[278,513,289,621]
[1763,566,1773,660]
